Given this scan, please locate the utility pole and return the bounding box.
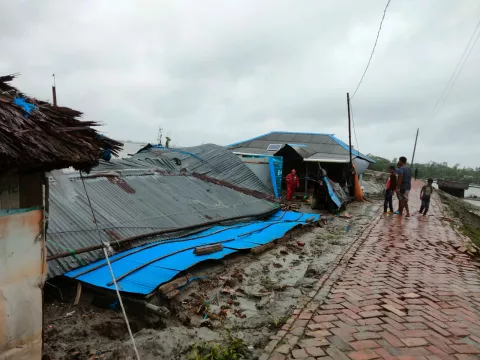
[157,127,163,146]
[411,128,419,167]
[347,93,353,172]
[52,74,57,107]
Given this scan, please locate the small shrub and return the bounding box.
[188,336,251,360]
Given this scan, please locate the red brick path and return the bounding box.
[260,181,480,360]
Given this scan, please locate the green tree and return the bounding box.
[368,155,480,184]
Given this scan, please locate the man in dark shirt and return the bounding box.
[396,156,412,217]
[384,165,397,213]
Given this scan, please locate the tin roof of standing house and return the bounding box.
[226,131,375,163]
[0,74,122,172]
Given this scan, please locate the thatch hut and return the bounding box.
[0,74,122,173]
[0,74,122,360]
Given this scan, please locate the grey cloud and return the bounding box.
[1,0,479,167]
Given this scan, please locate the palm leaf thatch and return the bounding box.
[0,74,123,172]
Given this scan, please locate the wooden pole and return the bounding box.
[304,161,308,197]
[347,93,353,172]
[411,128,419,167]
[52,74,57,107]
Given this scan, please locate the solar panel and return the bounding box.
[267,144,282,151]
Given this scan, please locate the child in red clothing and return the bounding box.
[384,166,397,213]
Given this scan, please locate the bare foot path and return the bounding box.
[261,181,480,360]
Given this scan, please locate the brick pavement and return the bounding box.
[260,181,480,360]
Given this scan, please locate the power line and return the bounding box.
[431,18,480,119]
[351,0,392,99]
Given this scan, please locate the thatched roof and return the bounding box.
[0,74,123,172]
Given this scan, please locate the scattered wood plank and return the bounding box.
[251,242,275,255]
[73,283,82,305]
[194,243,223,255]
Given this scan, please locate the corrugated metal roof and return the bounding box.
[132,144,272,194]
[94,157,179,172]
[64,210,320,295]
[304,153,351,163]
[227,131,375,163]
[47,173,278,278]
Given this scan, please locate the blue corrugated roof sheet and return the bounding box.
[65,210,320,295]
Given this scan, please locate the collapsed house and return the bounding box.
[46,145,319,299]
[227,131,375,208]
[0,74,121,360]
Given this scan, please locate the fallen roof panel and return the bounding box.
[64,210,320,295]
[133,144,271,194]
[47,173,278,278]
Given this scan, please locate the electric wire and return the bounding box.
[351,0,392,99]
[431,18,480,119]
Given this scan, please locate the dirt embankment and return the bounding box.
[437,189,480,249]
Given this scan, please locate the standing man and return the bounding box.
[396,156,412,217]
[384,165,397,214]
[415,168,419,180]
[286,169,300,201]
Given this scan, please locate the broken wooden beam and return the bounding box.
[73,283,82,305]
[158,274,192,295]
[145,303,170,317]
[194,243,223,255]
[251,242,275,254]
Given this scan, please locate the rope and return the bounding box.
[103,246,141,360]
[79,171,141,359]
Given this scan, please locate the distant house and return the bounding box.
[226,131,375,197]
[0,74,121,360]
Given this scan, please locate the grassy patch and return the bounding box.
[260,276,275,291]
[328,238,342,245]
[317,233,337,240]
[188,336,251,360]
[267,314,289,330]
[461,224,480,247]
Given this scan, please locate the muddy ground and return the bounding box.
[43,200,381,360]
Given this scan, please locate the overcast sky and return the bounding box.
[1,0,479,167]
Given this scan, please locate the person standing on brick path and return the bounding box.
[396,156,412,217]
[383,165,396,214]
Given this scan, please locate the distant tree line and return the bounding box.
[367,154,480,184]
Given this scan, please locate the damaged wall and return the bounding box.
[0,208,45,360]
